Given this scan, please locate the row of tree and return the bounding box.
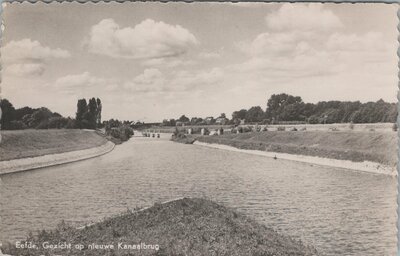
[263,93,397,124]
[0,97,103,130]
[161,93,397,126]
[76,98,102,129]
[233,94,397,124]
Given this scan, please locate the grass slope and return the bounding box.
[197,131,397,166]
[3,198,318,256]
[0,129,108,161]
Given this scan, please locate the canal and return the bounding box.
[0,135,396,255]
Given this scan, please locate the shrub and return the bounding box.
[108,125,134,142]
[6,120,27,130]
[36,120,49,129]
[289,127,298,131]
[277,126,286,131]
[201,128,210,135]
[65,118,77,129]
[47,117,70,129]
[242,126,253,133]
[300,127,306,131]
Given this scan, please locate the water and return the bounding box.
[0,136,397,255]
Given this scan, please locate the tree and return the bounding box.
[31,108,53,128]
[178,115,190,123]
[76,99,88,122]
[232,109,247,120]
[245,106,265,123]
[219,113,226,119]
[87,97,98,129]
[0,99,16,130]
[96,98,102,127]
[15,106,36,121]
[265,93,303,121]
[76,99,88,128]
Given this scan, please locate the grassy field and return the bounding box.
[196,131,397,166]
[0,129,108,161]
[3,198,318,256]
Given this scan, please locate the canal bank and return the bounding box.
[0,129,115,175]
[174,130,397,176]
[0,141,115,175]
[194,141,395,176]
[2,197,318,256]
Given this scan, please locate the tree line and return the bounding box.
[262,94,397,124]
[0,97,103,130]
[162,93,397,126]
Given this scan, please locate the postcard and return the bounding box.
[0,2,398,255]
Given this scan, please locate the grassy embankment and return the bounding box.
[2,198,318,256]
[0,129,109,161]
[170,133,198,144]
[196,131,397,166]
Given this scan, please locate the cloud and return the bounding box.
[234,3,395,81]
[124,68,166,92]
[55,72,107,92]
[3,38,70,62]
[326,32,390,52]
[86,18,198,59]
[123,67,224,93]
[141,57,196,68]
[265,4,343,32]
[246,32,311,57]
[2,38,70,77]
[5,63,45,77]
[198,51,221,59]
[171,67,224,91]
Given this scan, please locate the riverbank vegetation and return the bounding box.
[171,129,197,144]
[197,131,397,166]
[104,119,134,144]
[160,93,397,126]
[1,98,134,154]
[0,129,109,161]
[0,97,103,130]
[2,198,318,256]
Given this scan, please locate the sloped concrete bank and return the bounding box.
[0,141,115,175]
[194,141,396,176]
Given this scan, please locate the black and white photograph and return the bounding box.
[0,2,398,255]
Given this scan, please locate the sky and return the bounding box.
[1,2,398,122]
